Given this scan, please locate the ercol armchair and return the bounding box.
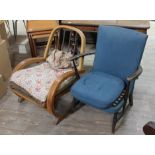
[70,26,148,133]
[10,25,86,123]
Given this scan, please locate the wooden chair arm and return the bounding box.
[13,57,45,73]
[70,51,95,61]
[46,69,84,114]
[127,66,143,81]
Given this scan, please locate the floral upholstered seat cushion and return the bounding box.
[10,62,73,102]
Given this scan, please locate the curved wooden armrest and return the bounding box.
[70,51,95,61]
[48,69,84,97]
[46,69,84,113]
[55,69,84,84]
[127,66,143,81]
[13,57,45,73]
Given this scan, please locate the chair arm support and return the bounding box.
[46,69,84,114]
[70,51,95,61]
[127,66,143,82]
[13,57,45,73]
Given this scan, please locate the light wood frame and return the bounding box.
[11,25,86,121]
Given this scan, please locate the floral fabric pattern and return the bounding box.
[47,49,73,69]
[10,62,72,102]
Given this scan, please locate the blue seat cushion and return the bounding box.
[71,71,125,109]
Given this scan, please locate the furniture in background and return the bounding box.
[26,20,59,57]
[27,20,149,56]
[61,20,150,33]
[61,20,150,43]
[12,20,26,39]
[0,20,9,47]
[10,25,86,123]
[143,121,155,135]
[4,20,26,39]
[69,25,148,133]
[4,20,12,36]
[0,35,12,98]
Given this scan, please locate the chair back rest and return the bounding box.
[93,26,148,82]
[44,25,86,71]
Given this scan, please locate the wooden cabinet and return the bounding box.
[27,20,150,56]
[60,20,150,43]
[27,20,59,57]
[61,20,150,33]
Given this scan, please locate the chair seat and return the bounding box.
[71,71,125,109]
[10,62,73,102]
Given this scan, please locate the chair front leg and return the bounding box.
[129,92,133,106]
[112,109,124,133]
[112,84,134,133]
[18,97,25,103]
[56,97,84,125]
[55,97,79,125]
[70,98,85,114]
[112,112,118,133]
[122,82,131,113]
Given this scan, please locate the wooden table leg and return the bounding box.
[27,33,36,57]
[31,37,37,56]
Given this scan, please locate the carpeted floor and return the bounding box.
[0,21,155,134]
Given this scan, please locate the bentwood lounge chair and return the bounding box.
[10,25,86,123]
[70,25,148,133]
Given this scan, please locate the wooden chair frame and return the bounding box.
[11,25,86,123]
[70,51,143,133]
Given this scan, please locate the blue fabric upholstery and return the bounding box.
[93,26,148,82]
[71,26,148,113]
[71,71,125,109]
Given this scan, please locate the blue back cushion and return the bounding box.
[93,26,148,82]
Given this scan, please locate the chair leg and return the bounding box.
[112,96,134,133]
[70,98,84,114]
[129,93,133,106]
[15,20,18,40]
[56,98,83,125]
[55,98,76,125]
[12,21,15,38]
[12,20,18,40]
[5,20,12,35]
[23,20,26,28]
[112,113,118,133]
[56,115,67,125]
[112,107,126,133]
[18,97,25,103]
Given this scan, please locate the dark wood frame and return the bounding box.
[69,51,143,133]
